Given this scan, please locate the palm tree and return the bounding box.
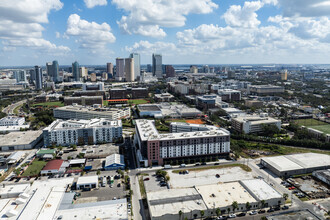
[245,202,251,211]
[227,207,230,215]
[200,210,204,220]
[260,200,265,208]
[283,193,289,201]
[179,210,183,220]
[231,201,238,213]
[216,208,221,217]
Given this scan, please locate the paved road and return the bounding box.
[2,99,27,115]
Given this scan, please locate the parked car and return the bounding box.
[201,162,207,165]
[237,212,246,217]
[216,174,220,178]
[249,211,258,215]
[195,163,201,166]
[267,208,274,213]
[180,164,186,167]
[216,216,226,220]
[282,206,289,210]
[274,206,281,211]
[228,214,236,218]
[144,178,150,181]
[214,163,220,165]
[117,183,121,187]
[258,210,266,214]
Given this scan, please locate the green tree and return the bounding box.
[227,207,230,215]
[260,200,265,208]
[231,201,238,213]
[216,208,221,217]
[96,170,101,175]
[283,193,289,201]
[200,210,204,220]
[245,202,251,211]
[179,210,183,220]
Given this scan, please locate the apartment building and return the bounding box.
[248,85,284,95]
[43,118,122,146]
[231,114,281,134]
[134,120,230,167]
[0,117,25,126]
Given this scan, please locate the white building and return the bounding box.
[82,82,104,91]
[0,117,25,126]
[104,154,125,170]
[77,175,98,190]
[231,114,281,134]
[43,118,122,146]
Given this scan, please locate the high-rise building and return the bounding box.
[281,70,287,81]
[116,58,125,81]
[72,61,80,81]
[79,67,88,79]
[46,62,52,78]
[14,70,27,83]
[165,65,175,78]
[124,58,134,82]
[106,62,113,74]
[202,65,210,73]
[147,64,152,72]
[129,53,140,80]
[152,53,162,78]
[52,60,59,82]
[102,72,108,80]
[190,65,198,73]
[35,66,43,90]
[90,73,97,82]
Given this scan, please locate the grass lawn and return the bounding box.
[21,159,47,176]
[13,104,22,114]
[295,119,330,134]
[166,119,187,123]
[32,101,64,107]
[172,163,251,173]
[103,100,108,106]
[128,99,149,105]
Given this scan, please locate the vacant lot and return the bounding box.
[185,119,205,124]
[32,101,64,107]
[21,159,47,176]
[295,119,330,134]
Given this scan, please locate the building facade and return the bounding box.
[34,65,43,90]
[115,58,125,81]
[129,53,140,80]
[72,61,80,81]
[124,58,134,82]
[135,120,230,167]
[106,62,113,74]
[64,96,103,106]
[109,87,148,99]
[152,54,162,78]
[43,118,122,146]
[0,117,25,126]
[232,114,281,134]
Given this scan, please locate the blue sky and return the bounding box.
[1,0,330,66]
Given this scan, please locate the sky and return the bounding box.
[1,0,330,66]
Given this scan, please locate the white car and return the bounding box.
[217,216,225,220]
[249,210,258,215]
[228,214,236,218]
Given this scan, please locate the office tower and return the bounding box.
[202,65,209,73]
[90,73,97,82]
[102,72,108,80]
[46,62,52,78]
[72,61,80,81]
[116,58,125,81]
[281,70,287,81]
[124,58,134,82]
[129,53,140,80]
[165,65,175,78]
[190,65,198,73]
[52,60,59,82]
[147,64,152,72]
[79,67,88,79]
[107,62,113,74]
[152,53,162,78]
[35,66,43,90]
[14,70,27,83]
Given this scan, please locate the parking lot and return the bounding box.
[144,174,168,192]
[168,166,254,188]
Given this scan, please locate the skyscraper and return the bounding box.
[46,62,52,78]
[80,67,88,79]
[147,64,152,72]
[116,58,125,81]
[281,70,287,81]
[129,53,140,80]
[52,60,59,82]
[14,70,27,83]
[152,53,162,78]
[165,65,175,78]
[124,58,134,82]
[35,65,43,90]
[72,61,80,81]
[106,62,113,74]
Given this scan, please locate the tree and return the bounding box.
[261,124,280,136]
[231,201,238,213]
[216,208,221,217]
[227,207,230,215]
[200,210,204,220]
[283,193,289,201]
[260,200,265,208]
[245,202,251,211]
[179,210,183,220]
[96,170,101,175]
[260,217,267,220]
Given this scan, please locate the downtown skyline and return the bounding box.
[1,0,330,66]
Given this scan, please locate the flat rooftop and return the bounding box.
[138,104,161,112]
[77,175,98,185]
[262,153,330,172]
[147,188,207,217]
[54,105,129,114]
[196,182,257,208]
[0,131,42,146]
[45,118,121,131]
[233,115,280,124]
[240,179,282,201]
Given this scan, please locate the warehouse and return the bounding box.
[260,153,330,177]
[104,154,125,170]
[40,160,66,175]
[76,176,98,190]
[0,131,43,151]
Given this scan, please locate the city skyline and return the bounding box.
[1,0,330,66]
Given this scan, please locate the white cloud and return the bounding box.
[0,0,70,53]
[112,0,218,38]
[66,14,115,51]
[125,40,176,54]
[55,31,61,38]
[223,1,263,28]
[84,0,107,8]
[278,0,330,17]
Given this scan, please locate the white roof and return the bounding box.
[0,184,30,197]
[6,151,25,162]
[241,179,282,201]
[69,159,86,165]
[77,175,98,185]
[105,154,124,167]
[5,210,18,217]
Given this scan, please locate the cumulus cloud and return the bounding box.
[278,0,330,17]
[112,0,218,38]
[125,40,176,54]
[66,14,115,51]
[0,0,70,53]
[84,0,107,8]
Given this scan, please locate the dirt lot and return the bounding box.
[293,176,330,199]
[168,166,254,188]
[185,119,205,124]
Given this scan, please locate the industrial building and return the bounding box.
[64,96,103,106]
[43,118,122,146]
[260,153,330,177]
[76,175,98,190]
[248,85,284,95]
[231,114,281,134]
[40,159,66,175]
[53,105,130,121]
[147,179,284,220]
[134,119,230,167]
[0,131,43,151]
[104,154,125,170]
[312,169,330,186]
